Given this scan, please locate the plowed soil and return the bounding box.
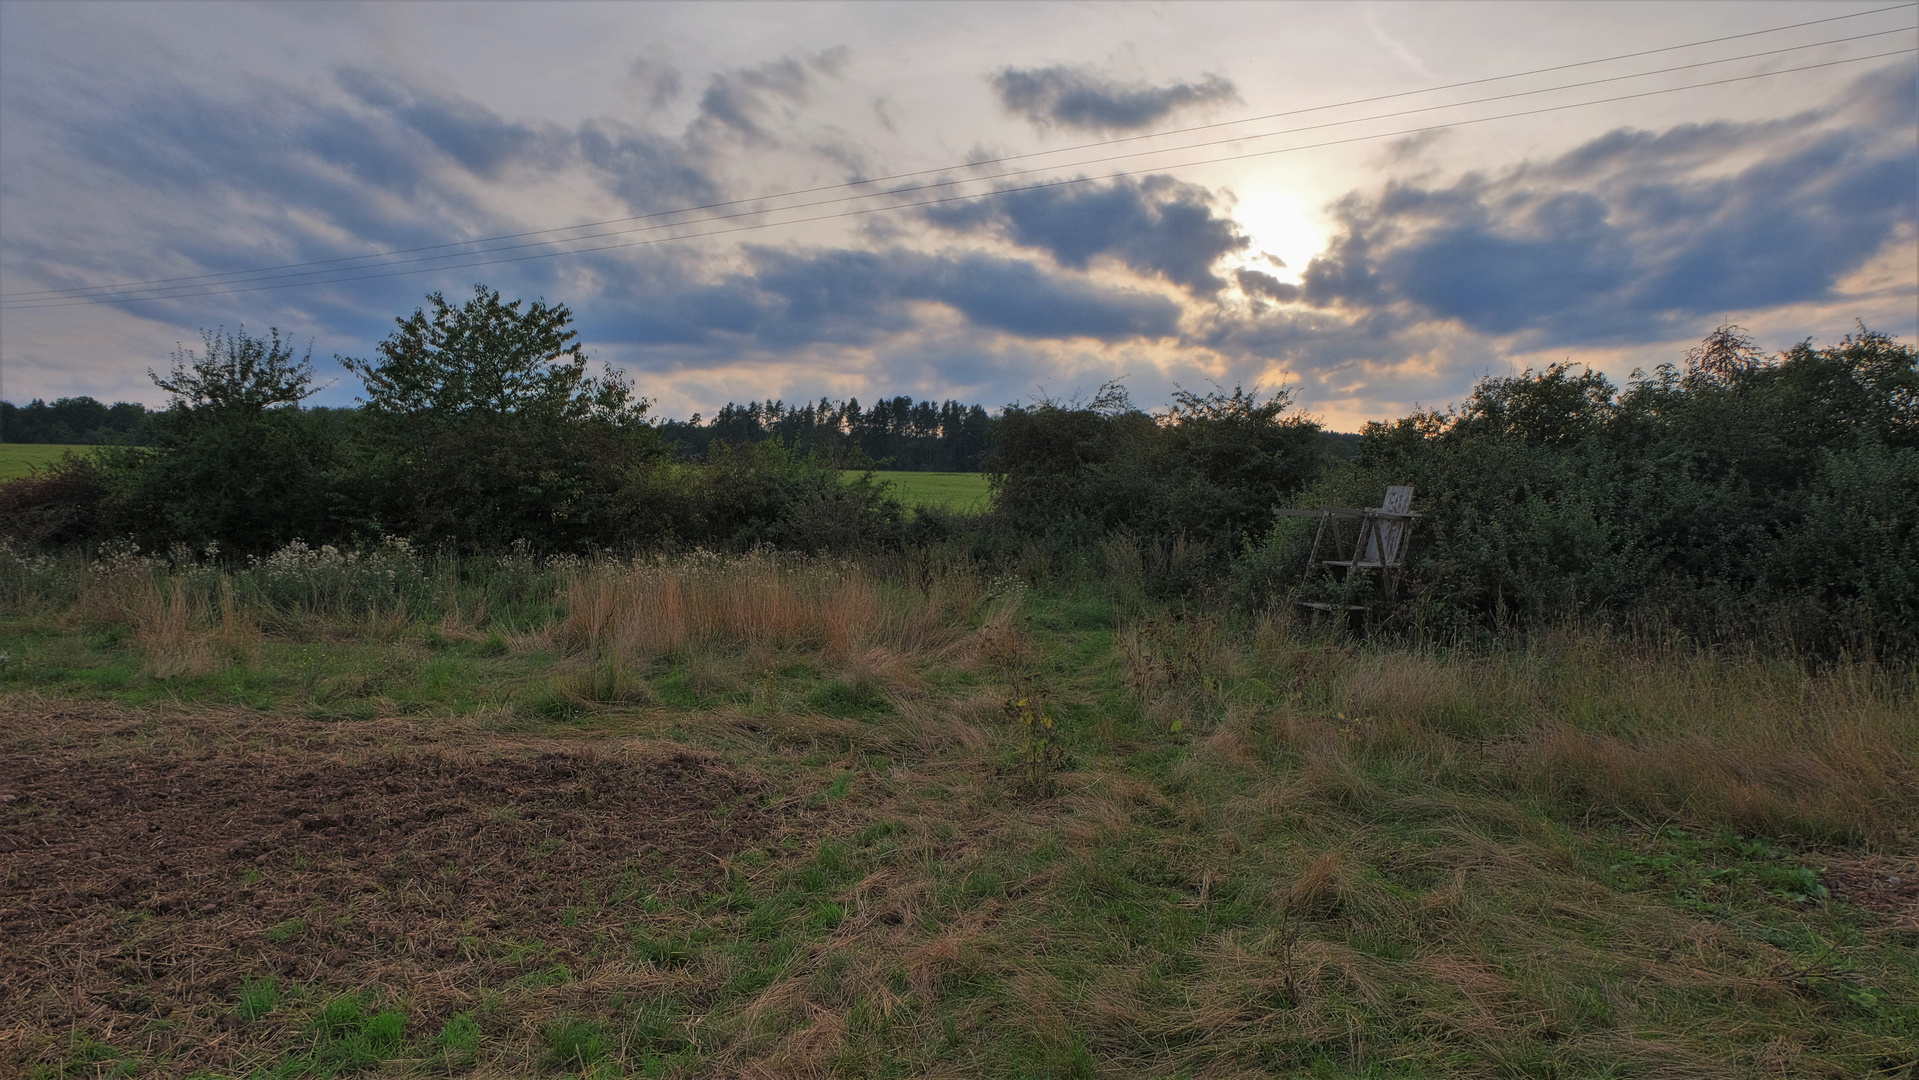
[0,701,790,1075]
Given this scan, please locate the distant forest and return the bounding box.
[1,397,154,445]
[656,396,994,470]
[1,393,1360,468]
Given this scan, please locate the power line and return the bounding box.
[13,27,1908,308]
[9,46,1911,312]
[4,2,1911,303]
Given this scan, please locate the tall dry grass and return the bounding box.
[556,551,990,665]
[1239,621,1919,845]
[57,553,265,679]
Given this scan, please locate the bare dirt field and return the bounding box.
[0,701,791,1075]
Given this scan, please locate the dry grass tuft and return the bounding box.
[1286,849,1348,916]
[559,553,974,670]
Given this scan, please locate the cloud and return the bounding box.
[989,64,1238,132]
[1235,268,1299,303]
[691,49,850,145]
[1299,69,1918,346]
[575,119,719,213]
[337,68,570,177]
[625,58,684,112]
[596,245,1185,351]
[919,174,1249,295]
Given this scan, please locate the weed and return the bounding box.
[264,918,308,944]
[805,678,892,718]
[543,1016,610,1071]
[434,1012,482,1069]
[299,995,406,1074]
[233,975,285,1021]
[1002,685,1064,797]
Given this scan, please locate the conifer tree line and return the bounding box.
[655,397,994,470]
[2,383,998,472]
[1,397,154,445]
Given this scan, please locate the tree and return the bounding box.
[124,326,337,552]
[985,381,1325,570]
[153,325,319,413]
[340,284,645,425]
[338,285,658,550]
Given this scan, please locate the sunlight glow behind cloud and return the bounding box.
[1,1,1912,431]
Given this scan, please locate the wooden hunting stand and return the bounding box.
[1275,486,1417,618]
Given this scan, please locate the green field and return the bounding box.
[0,443,92,481]
[847,469,991,511]
[0,456,993,508]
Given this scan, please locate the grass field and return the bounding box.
[1,546,1914,1078]
[0,443,91,481]
[847,470,992,512]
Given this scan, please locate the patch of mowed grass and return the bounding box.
[27,1034,139,1079]
[233,975,288,1021]
[432,1012,482,1071]
[0,603,549,720]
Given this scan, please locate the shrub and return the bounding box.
[0,451,112,546]
[94,327,341,554]
[1242,326,1918,654]
[985,383,1327,573]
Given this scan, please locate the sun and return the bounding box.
[1227,186,1323,290]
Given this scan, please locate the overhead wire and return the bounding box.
[10,25,1914,309]
[14,26,1919,308]
[4,14,1915,309]
[6,3,1913,303]
[6,0,1911,303]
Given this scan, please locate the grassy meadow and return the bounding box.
[0,443,91,482]
[0,543,1914,1078]
[848,470,992,512]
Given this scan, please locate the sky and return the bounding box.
[1,0,1913,431]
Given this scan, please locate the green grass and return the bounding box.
[7,548,1916,1078]
[0,443,93,481]
[846,469,991,511]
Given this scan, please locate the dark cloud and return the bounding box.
[919,175,1249,295]
[593,246,1183,350]
[990,64,1238,132]
[49,77,501,303]
[692,49,849,145]
[1235,268,1299,303]
[626,58,684,112]
[38,64,733,301]
[337,68,568,176]
[1300,70,1918,345]
[576,119,718,213]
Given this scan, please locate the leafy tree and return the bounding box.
[1248,325,1917,654]
[338,285,657,550]
[110,326,339,552]
[0,396,152,444]
[341,284,645,424]
[153,326,319,413]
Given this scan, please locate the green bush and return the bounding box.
[1242,326,1917,653]
[984,383,1327,574]
[93,327,341,554]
